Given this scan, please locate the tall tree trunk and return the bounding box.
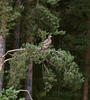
[83,18,90,100]
[13,0,21,49]
[25,36,33,100]
[25,60,33,100]
[13,18,20,49]
[0,2,7,91]
[24,0,34,99]
[83,78,88,100]
[0,35,5,92]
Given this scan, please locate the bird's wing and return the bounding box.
[44,40,51,46]
[43,39,49,44]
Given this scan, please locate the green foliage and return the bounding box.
[35,5,59,33]
[21,0,65,43]
[55,0,90,99]
[46,0,60,5]
[0,87,25,100]
[59,0,88,69]
[63,62,84,90]
[43,68,57,92]
[8,43,84,92]
[0,0,23,34]
[41,0,60,5]
[8,50,28,88]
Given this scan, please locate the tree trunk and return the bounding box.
[0,35,5,92]
[25,37,33,100]
[0,1,7,91]
[83,18,90,100]
[25,60,33,100]
[25,0,34,99]
[13,18,20,49]
[83,78,88,100]
[13,0,21,49]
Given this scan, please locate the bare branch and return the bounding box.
[0,58,14,71]
[18,89,33,100]
[0,48,26,58]
[3,58,14,64]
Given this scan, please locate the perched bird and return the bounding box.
[41,35,52,50]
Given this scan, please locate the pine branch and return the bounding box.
[0,35,52,59]
[0,48,26,71]
[46,59,56,67]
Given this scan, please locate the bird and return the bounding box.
[41,35,52,50]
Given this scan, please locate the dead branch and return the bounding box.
[0,58,14,71]
[3,58,12,64]
[18,89,33,100]
[0,48,26,58]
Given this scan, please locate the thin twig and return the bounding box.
[43,64,49,74]
[46,59,56,67]
[18,90,33,100]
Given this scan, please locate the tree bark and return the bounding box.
[24,1,34,99]
[0,35,5,92]
[13,0,21,49]
[13,18,20,49]
[83,78,88,100]
[0,1,7,91]
[83,18,90,100]
[25,60,33,100]
[25,37,33,100]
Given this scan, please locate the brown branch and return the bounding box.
[18,90,33,100]
[3,58,13,64]
[46,59,56,67]
[0,48,26,58]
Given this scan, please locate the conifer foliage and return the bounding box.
[0,0,23,35]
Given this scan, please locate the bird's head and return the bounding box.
[48,35,52,39]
